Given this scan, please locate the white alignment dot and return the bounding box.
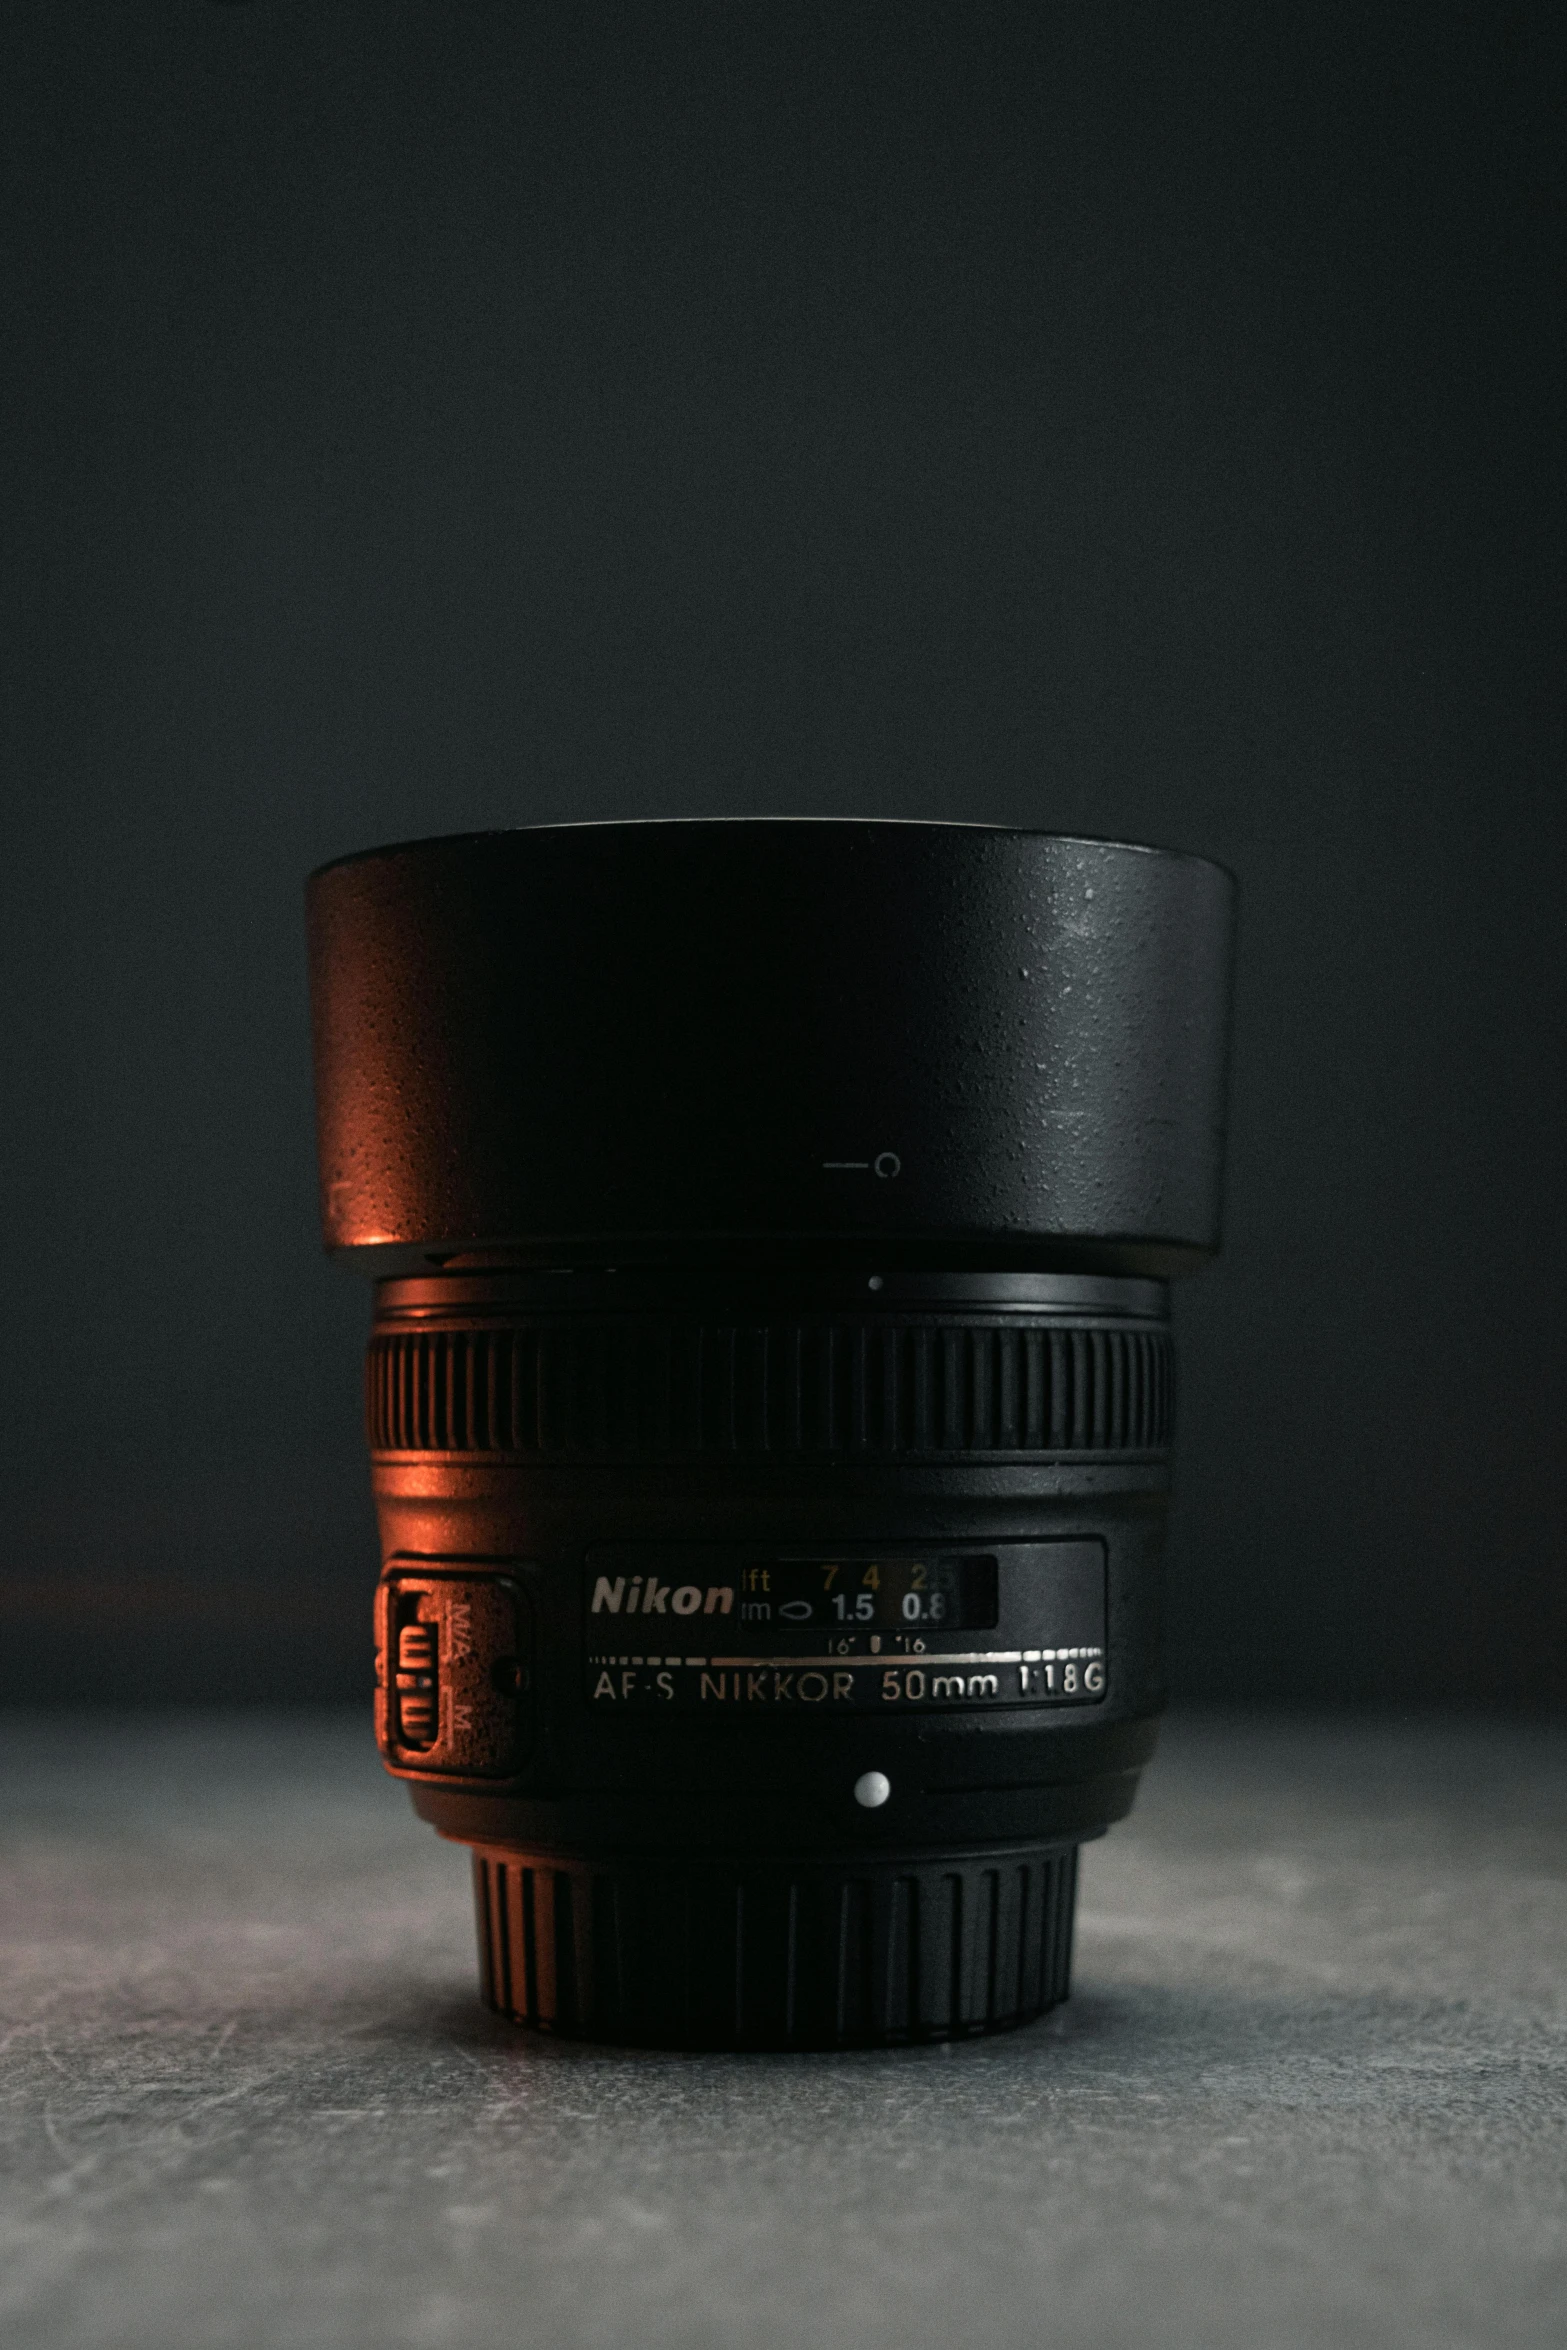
[854,1771,892,1809]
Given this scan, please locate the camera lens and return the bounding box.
[308,820,1235,2047]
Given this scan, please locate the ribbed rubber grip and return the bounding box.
[472,1844,1078,2047]
[370,1319,1169,1456]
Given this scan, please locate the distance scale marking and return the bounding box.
[584,1540,1106,1712]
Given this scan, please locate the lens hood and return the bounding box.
[308,820,1234,1277]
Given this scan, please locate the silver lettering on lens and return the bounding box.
[583,1544,1108,1711]
[592,1577,732,1616]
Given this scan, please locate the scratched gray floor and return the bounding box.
[2,1710,1564,2350]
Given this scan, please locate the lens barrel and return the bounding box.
[308,820,1235,2047]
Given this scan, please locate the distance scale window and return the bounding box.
[739,1555,997,1631]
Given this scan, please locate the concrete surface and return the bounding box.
[1,1709,1564,2349]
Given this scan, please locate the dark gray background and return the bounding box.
[3,1,1562,1705]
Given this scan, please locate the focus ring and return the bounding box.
[367,1320,1172,1457]
[473,1844,1078,2047]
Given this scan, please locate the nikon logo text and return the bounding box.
[591,1575,733,1617]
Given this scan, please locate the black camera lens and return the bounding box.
[307,819,1235,2047]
